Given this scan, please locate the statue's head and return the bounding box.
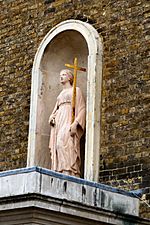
[60,69,74,86]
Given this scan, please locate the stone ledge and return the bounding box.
[0,167,149,224]
[0,206,149,225]
[0,166,140,197]
[0,167,139,215]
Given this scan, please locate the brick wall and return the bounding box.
[0,0,149,219]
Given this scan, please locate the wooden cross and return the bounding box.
[65,57,86,124]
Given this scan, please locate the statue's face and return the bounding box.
[60,71,69,84]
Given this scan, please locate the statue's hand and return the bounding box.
[48,115,55,126]
[70,121,78,136]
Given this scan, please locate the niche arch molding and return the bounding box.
[27,20,103,182]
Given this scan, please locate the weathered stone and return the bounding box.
[0,167,147,225]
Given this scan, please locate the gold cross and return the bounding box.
[65,57,86,123]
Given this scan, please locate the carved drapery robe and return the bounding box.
[49,87,85,177]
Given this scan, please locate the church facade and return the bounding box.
[0,0,150,220]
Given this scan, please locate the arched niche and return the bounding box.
[27,20,103,182]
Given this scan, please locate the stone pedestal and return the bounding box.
[0,167,149,224]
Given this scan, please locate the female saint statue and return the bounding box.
[49,69,86,177]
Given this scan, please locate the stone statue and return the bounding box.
[49,69,86,177]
